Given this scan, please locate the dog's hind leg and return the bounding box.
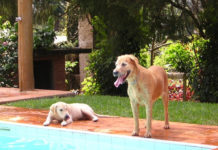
[162,73,170,129]
[162,86,170,129]
[82,110,98,122]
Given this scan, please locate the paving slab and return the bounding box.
[0,87,74,104]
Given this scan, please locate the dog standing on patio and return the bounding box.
[113,54,170,138]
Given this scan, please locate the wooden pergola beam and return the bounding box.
[18,0,34,91]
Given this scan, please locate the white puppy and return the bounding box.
[43,102,99,126]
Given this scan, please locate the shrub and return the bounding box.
[154,42,194,73]
[81,76,100,95]
[33,17,56,49]
[138,47,149,68]
[0,16,56,88]
[82,49,128,96]
[152,38,217,102]
[190,38,218,103]
[0,17,18,87]
[65,61,78,74]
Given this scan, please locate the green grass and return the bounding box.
[2,95,218,126]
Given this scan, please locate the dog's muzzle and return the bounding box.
[64,115,70,120]
[113,71,119,77]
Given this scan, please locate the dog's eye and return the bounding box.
[122,63,127,67]
[60,109,63,112]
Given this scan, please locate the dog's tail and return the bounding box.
[95,113,120,118]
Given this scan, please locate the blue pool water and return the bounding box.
[0,121,217,150]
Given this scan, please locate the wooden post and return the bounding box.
[18,0,34,91]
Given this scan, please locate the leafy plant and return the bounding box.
[0,16,18,87]
[138,47,149,68]
[163,43,194,73]
[0,16,58,88]
[152,38,217,102]
[33,17,56,49]
[190,38,217,103]
[81,76,100,95]
[65,61,78,73]
[82,49,127,95]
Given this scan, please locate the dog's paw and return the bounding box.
[144,132,152,138]
[131,131,139,136]
[43,121,50,126]
[61,121,68,126]
[164,124,170,129]
[92,117,98,122]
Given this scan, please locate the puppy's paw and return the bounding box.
[61,121,68,126]
[92,117,98,122]
[164,124,170,129]
[43,121,50,126]
[131,131,139,136]
[144,132,152,138]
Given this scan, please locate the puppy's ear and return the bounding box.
[65,103,70,112]
[129,55,139,65]
[50,103,57,114]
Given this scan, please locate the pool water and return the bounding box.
[0,121,217,150]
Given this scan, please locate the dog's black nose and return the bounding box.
[113,71,119,77]
[64,115,70,120]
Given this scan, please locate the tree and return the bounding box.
[75,0,218,101]
[33,0,67,30]
[166,0,218,102]
[0,0,17,23]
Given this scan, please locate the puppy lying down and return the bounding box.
[43,102,104,126]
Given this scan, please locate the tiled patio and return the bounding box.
[0,87,217,148]
[0,105,217,147]
[0,87,74,104]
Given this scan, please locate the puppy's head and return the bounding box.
[50,102,70,121]
[113,54,139,88]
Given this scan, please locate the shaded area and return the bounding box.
[0,105,217,146]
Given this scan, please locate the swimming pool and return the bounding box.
[0,121,217,150]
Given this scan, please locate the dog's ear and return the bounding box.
[129,55,139,65]
[50,103,57,115]
[64,103,69,111]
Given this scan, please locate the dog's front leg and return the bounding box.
[145,103,152,138]
[61,117,73,126]
[43,111,53,126]
[130,100,140,136]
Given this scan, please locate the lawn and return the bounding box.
[3,95,218,126]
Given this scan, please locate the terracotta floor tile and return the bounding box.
[0,87,74,104]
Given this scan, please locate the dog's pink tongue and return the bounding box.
[114,77,123,88]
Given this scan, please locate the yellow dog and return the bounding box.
[113,54,169,138]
